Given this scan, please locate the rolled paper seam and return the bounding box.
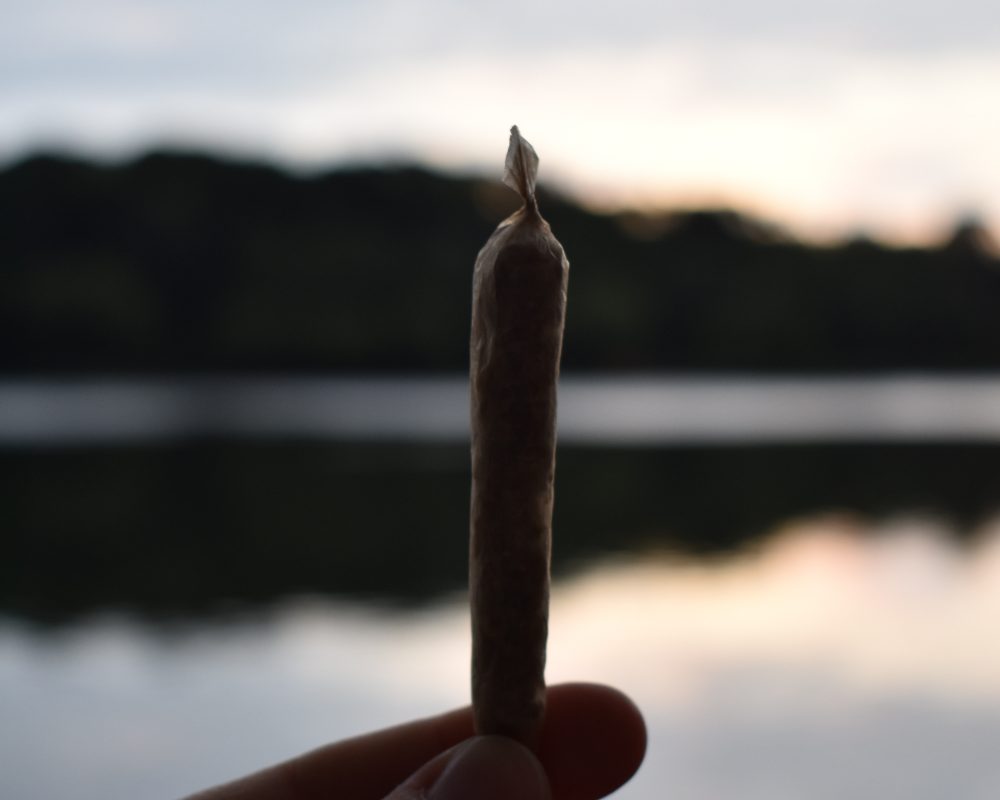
[469,126,569,749]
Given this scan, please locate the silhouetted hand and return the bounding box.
[184,682,646,800]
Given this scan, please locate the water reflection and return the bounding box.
[8,439,1000,620]
[4,517,1000,799]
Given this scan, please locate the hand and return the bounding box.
[184,682,646,800]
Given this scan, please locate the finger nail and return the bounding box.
[427,736,550,800]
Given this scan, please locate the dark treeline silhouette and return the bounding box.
[3,151,1000,374]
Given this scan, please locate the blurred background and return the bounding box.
[4,1,1000,798]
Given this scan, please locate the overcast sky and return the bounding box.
[3,0,1000,242]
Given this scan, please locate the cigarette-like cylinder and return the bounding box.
[469,126,569,748]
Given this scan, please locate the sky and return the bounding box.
[3,0,1000,243]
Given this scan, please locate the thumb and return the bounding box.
[385,735,551,800]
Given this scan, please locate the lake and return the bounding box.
[5,516,1000,799]
[6,374,1000,619]
[4,374,1000,797]
[4,373,1000,444]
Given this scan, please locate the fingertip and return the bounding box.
[389,736,550,800]
[539,683,647,800]
[432,737,550,800]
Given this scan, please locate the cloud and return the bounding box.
[4,0,998,93]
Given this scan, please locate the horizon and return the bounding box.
[4,1,1000,247]
[3,144,995,252]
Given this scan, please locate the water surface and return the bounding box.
[5,517,1000,799]
[4,374,1000,444]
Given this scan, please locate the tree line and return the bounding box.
[3,151,999,374]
